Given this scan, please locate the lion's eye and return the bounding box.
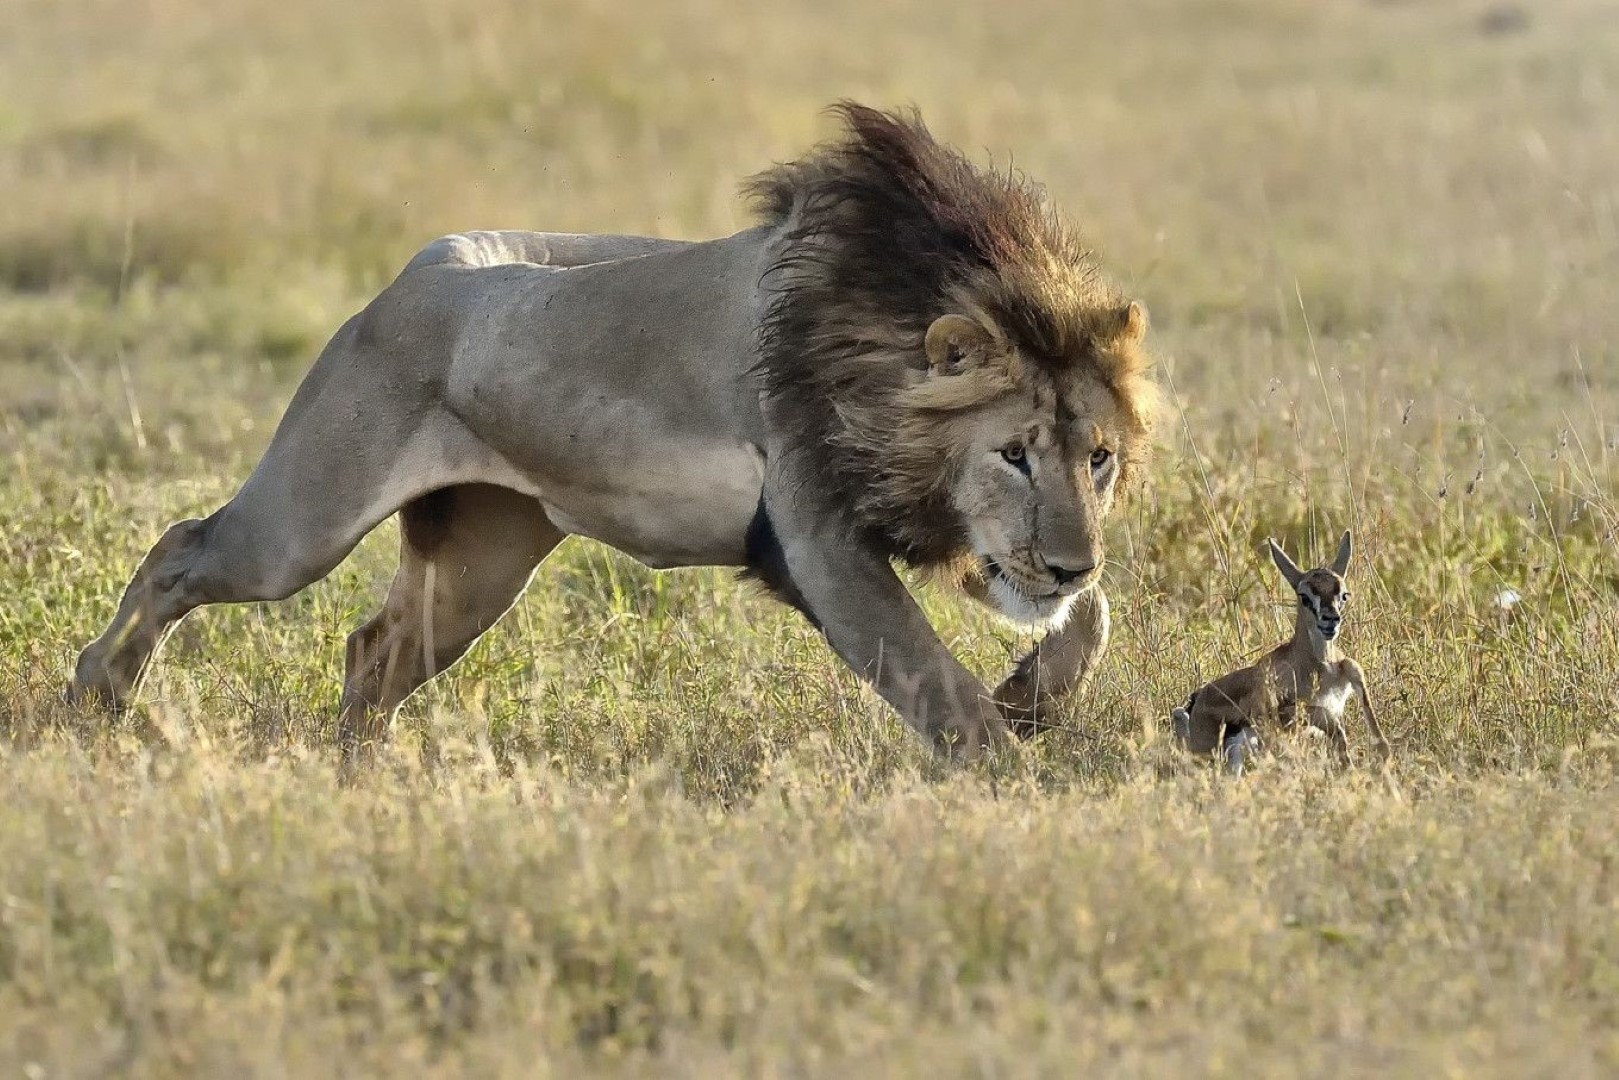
[1089,447,1113,471]
[1000,443,1030,475]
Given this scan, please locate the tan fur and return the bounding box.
[68,105,1160,761]
[1172,532,1390,770]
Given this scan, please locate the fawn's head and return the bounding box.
[1268,532,1353,643]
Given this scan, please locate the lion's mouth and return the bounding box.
[980,556,1059,599]
[977,555,1075,628]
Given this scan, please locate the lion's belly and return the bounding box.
[535,441,765,569]
[423,230,774,567]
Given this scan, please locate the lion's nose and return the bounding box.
[1048,561,1095,587]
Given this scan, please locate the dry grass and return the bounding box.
[4,741,1618,1076]
[2,0,1618,1074]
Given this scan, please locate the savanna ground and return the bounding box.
[2,0,1618,1074]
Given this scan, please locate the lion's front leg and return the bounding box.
[761,496,1008,760]
[993,586,1110,738]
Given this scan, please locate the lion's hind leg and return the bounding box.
[70,443,408,713]
[338,484,562,760]
[70,313,483,714]
[68,479,389,714]
[69,515,220,711]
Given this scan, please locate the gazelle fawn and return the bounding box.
[1171,531,1389,773]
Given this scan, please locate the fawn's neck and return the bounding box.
[1292,605,1338,666]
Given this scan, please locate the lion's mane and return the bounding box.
[747,103,1158,567]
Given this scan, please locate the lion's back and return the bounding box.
[403,231,690,275]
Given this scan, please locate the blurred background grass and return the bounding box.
[1,0,1617,1074]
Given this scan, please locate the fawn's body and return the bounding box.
[1172,533,1389,771]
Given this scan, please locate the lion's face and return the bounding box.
[910,312,1150,628]
[951,380,1123,625]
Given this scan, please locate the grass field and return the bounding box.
[3,0,1619,1074]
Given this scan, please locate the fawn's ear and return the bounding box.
[1330,531,1353,576]
[1268,539,1304,589]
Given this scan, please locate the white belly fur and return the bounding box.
[539,441,765,569]
[1311,681,1354,719]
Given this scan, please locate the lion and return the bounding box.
[68,103,1161,760]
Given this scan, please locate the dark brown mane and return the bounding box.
[747,102,1156,565]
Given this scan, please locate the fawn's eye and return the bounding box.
[1089,447,1113,472]
[1000,443,1030,475]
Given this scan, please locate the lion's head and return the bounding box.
[750,103,1161,627]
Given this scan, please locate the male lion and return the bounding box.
[70,104,1160,760]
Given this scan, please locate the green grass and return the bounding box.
[3,0,1619,1074]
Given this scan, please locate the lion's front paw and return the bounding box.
[65,648,132,714]
[929,709,1009,762]
[992,684,1039,740]
[993,662,1050,740]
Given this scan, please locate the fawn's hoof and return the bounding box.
[1222,728,1257,776]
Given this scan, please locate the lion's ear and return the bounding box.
[1117,300,1148,344]
[924,314,996,376]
